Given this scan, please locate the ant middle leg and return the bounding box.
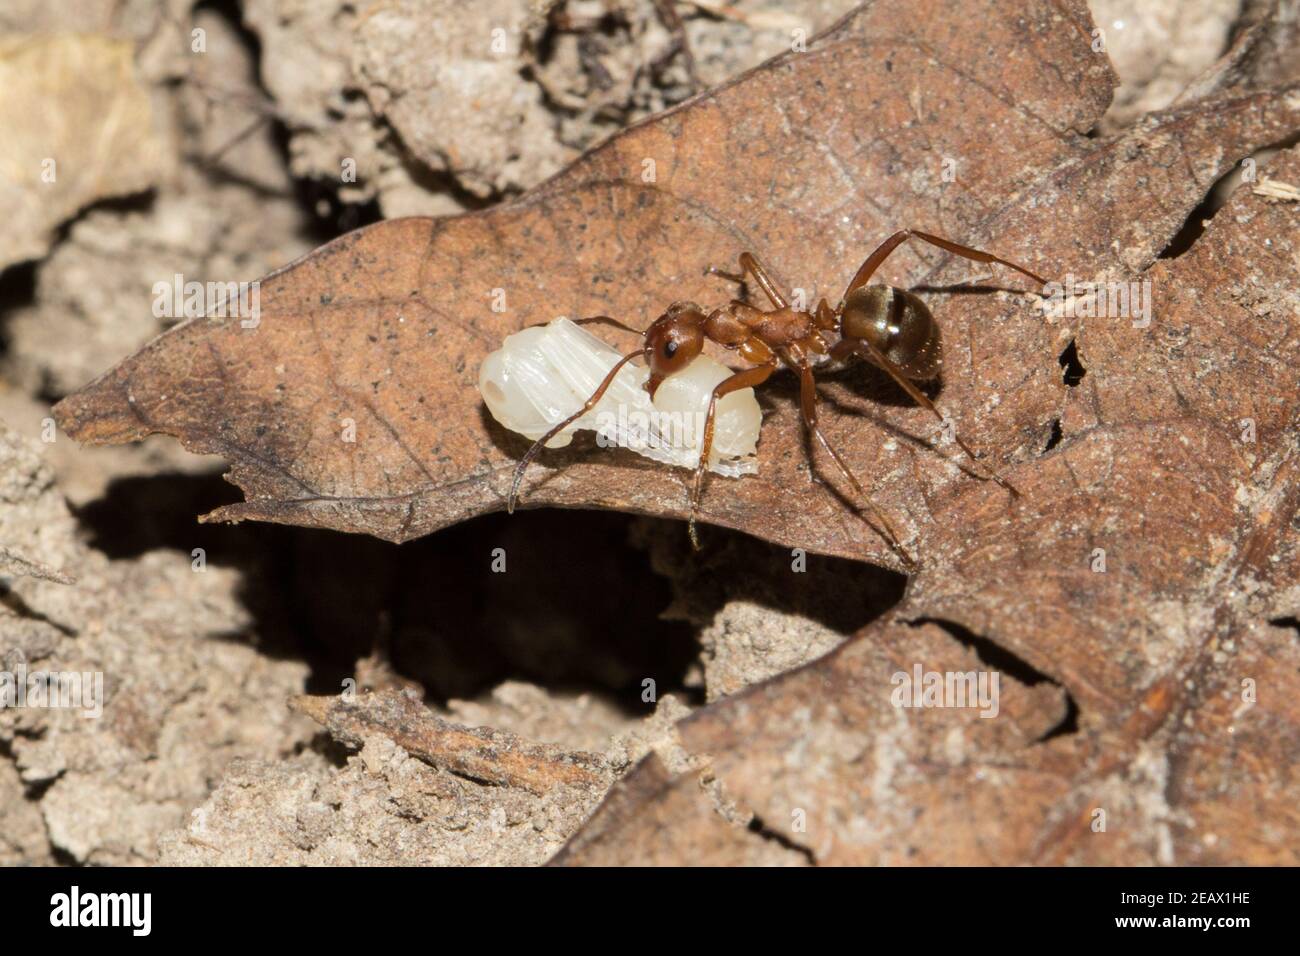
[793,359,915,567]
[843,229,1048,300]
[686,361,776,548]
[572,315,646,335]
[831,337,1020,496]
[706,252,788,309]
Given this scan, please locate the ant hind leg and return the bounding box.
[843,229,1047,300]
[794,360,916,568]
[830,337,1020,497]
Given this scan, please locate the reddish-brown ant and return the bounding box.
[507,230,1048,564]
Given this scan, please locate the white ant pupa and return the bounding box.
[479,317,762,476]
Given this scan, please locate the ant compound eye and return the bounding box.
[663,340,679,358]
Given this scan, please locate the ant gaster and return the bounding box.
[507,230,1048,565]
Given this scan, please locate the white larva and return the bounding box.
[479,317,762,476]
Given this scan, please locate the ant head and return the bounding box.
[644,302,706,395]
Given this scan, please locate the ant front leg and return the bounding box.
[687,361,776,549]
[792,358,915,568]
[843,229,1048,299]
[525,315,645,336]
[831,337,1020,497]
[508,347,646,514]
[706,252,789,309]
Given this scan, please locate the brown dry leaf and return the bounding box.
[557,144,1300,865]
[51,2,1297,573]
[52,0,1094,566]
[52,0,1300,864]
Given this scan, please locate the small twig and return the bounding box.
[290,690,611,795]
[0,547,75,585]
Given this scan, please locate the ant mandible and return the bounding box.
[507,230,1048,565]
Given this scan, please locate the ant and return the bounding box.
[507,230,1048,565]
